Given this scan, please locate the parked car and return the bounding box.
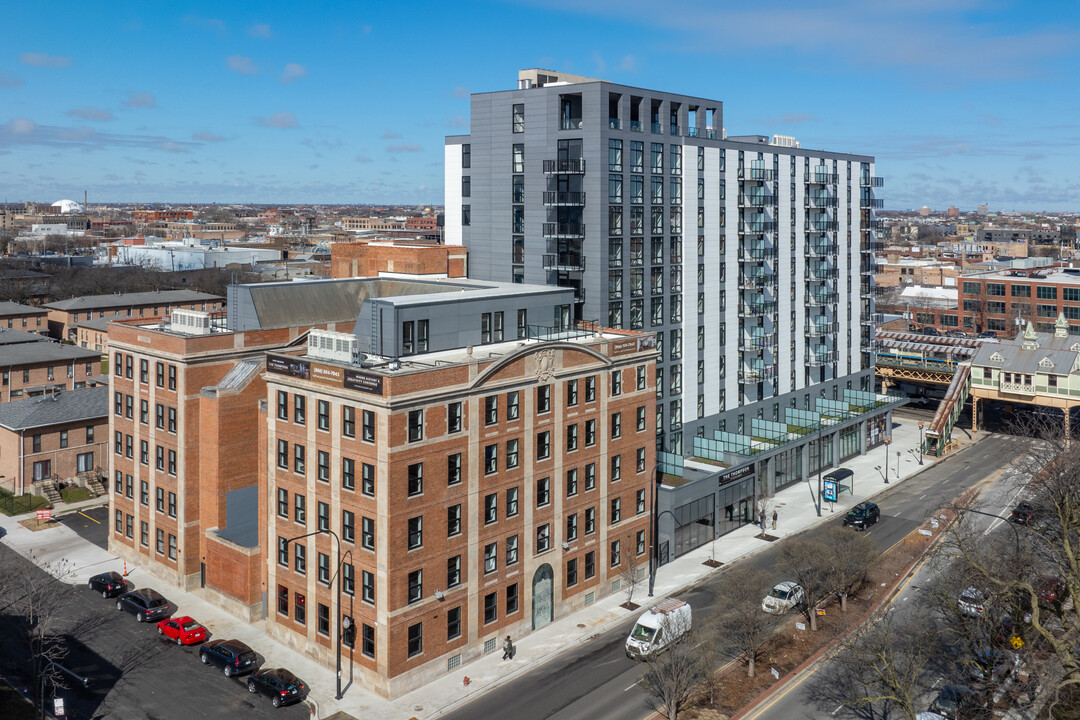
[843,502,881,530]
[762,581,804,614]
[247,668,309,708]
[625,598,692,659]
[115,588,171,622]
[1035,576,1068,612]
[967,647,1019,687]
[88,571,127,598]
[928,684,987,719]
[945,330,968,339]
[977,331,997,339]
[157,616,208,645]
[957,587,987,617]
[200,639,258,677]
[1007,501,1035,525]
[922,327,941,336]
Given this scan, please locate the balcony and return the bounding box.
[809,170,838,185]
[688,127,719,139]
[860,244,877,254]
[860,262,879,276]
[651,122,663,134]
[806,265,838,280]
[670,125,682,136]
[807,291,839,306]
[860,313,885,325]
[740,245,777,263]
[805,242,838,257]
[543,191,586,207]
[861,198,885,209]
[865,219,886,230]
[543,253,586,271]
[810,220,840,232]
[571,286,587,303]
[738,367,775,383]
[806,321,838,337]
[542,223,586,239]
[561,118,583,130]
[806,194,838,208]
[738,272,774,289]
[740,335,777,353]
[740,193,776,208]
[543,159,586,175]
[739,220,777,235]
[630,120,643,132]
[738,300,777,317]
[861,176,885,187]
[608,118,621,130]
[749,167,775,181]
[806,350,837,366]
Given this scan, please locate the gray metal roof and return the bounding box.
[970,329,1080,375]
[0,386,108,431]
[0,329,51,347]
[45,290,223,312]
[0,301,47,317]
[0,341,101,366]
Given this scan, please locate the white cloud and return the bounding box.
[618,54,636,72]
[193,131,226,142]
[124,92,156,108]
[0,71,23,88]
[254,111,299,129]
[8,118,36,134]
[355,155,373,163]
[247,23,272,38]
[68,107,115,121]
[280,63,307,84]
[226,55,258,75]
[381,131,402,140]
[450,86,470,98]
[182,15,225,33]
[19,52,71,68]
[160,142,188,153]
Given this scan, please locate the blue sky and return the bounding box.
[2,0,1079,210]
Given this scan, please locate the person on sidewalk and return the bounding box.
[759,509,766,529]
[772,509,778,530]
[502,636,515,660]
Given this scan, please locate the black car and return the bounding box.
[928,684,987,719]
[922,327,941,336]
[115,588,170,622]
[88,571,127,598]
[247,668,309,708]
[1007,501,1035,525]
[977,331,997,339]
[843,501,880,530]
[200,639,258,677]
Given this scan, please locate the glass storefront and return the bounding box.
[773,446,804,491]
[839,426,860,461]
[672,495,715,558]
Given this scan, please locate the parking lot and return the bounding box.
[57,505,109,550]
[0,544,310,719]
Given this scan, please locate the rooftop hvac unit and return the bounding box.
[170,309,212,335]
[308,329,360,364]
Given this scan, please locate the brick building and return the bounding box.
[0,301,48,332]
[0,340,101,401]
[74,316,131,354]
[960,268,1080,335]
[45,290,224,341]
[404,216,439,232]
[133,210,195,223]
[329,241,467,279]
[0,386,108,496]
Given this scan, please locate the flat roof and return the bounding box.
[962,268,1080,285]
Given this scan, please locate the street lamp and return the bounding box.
[883,437,891,484]
[284,528,346,700]
[918,422,924,465]
[39,661,90,720]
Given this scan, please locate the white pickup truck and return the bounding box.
[625,598,692,660]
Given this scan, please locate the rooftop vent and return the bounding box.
[171,309,213,335]
[308,329,361,364]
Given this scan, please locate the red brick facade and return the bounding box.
[330,242,466,280]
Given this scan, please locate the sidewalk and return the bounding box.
[0,411,980,720]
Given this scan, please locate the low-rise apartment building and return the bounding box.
[0,301,48,332]
[960,268,1080,334]
[0,341,101,401]
[45,290,224,341]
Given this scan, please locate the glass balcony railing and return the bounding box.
[541,223,586,239]
[805,242,838,256]
[740,193,776,207]
[740,335,778,353]
[561,118,583,130]
[738,367,775,383]
[861,198,885,209]
[738,301,777,317]
[543,159,586,174]
[543,253,586,271]
[861,176,885,187]
[630,120,642,132]
[809,170,838,185]
[806,321,838,337]
[687,127,719,139]
[740,220,776,234]
[810,220,840,232]
[807,291,839,306]
[806,194,838,208]
[749,167,775,181]
[670,125,682,136]
[651,122,663,134]
[860,313,885,325]
[608,118,621,130]
[738,272,774,289]
[543,191,586,207]
[806,266,839,280]
[806,350,837,366]
[740,245,777,262]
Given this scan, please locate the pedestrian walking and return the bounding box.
[502,635,515,660]
[771,509,778,530]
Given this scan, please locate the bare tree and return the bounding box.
[755,473,775,539]
[807,607,939,720]
[710,567,773,677]
[639,612,707,720]
[777,536,837,631]
[824,525,878,612]
[620,534,644,609]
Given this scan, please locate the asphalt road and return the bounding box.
[440,432,1034,720]
[0,544,310,720]
[744,464,1033,720]
[58,505,110,550]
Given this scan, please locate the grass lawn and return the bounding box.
[59,486,93,504]
[0,489,52,517]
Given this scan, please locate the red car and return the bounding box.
[157,616,209,645]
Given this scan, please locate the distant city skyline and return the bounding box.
[2,0,1079,210]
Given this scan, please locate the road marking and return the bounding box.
[624,679,641,692]
[983,484,1026,537]
[78,510,101,524]
[832,704,844,715]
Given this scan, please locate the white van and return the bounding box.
[625,598,692,659]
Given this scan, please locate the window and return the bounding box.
[363,623,376,659]
[294,544,306,574]
[278,585,289,615]
[1037,285,1058,300]
[362,571,375,604]
[294,395,306,424]
[585,507,596,535]
[447,555,462,587]
[293,444,305,474]
[342,510,355,543]
[408,463,423,496]
[140,521,148,547]
[317,451,330,483]
[506,534,519,565]
[156,529,165,554]
[506,487,519,517]
[637,365,647,390]
[512,103,525,133]
[408,570,423,604]
[362,410,376,442]
[342,406,355,437]
[611,369,622,396]
[637,529,646,555]
[155,362,164,386]
[567,558,578,587]
[277,490,288,518]
[408,410,423,442]
[585,375,596,402]
[585,551,596,579]
[637,406,647,431]
[567,379,578,406]
[362,462,375,496]
[636,447,646,472]
[361,516,375,549]
[294,494,306,524]
[484,494,497,524]
[513,143,524,173]
[343,563,355,596]
[536,431,550,460]
[448,504,462,536]
[537,385,551,413]
[342,458,356,491]
[637,489,646,514]
[585,463,596,491]
[318,604,330,636]
[447,606,462,641]
[611,539,622,567]
[537,523,551,553]
[408,516,423,549]
[168,492,176,518]
[484,592,498,624]
[506,439,519,469]
[447,402,462,433]
[585,419,596,446]
[611,412,622,438]
[611,497,622,524]
[318,553,330,585]
[506,583,519,615]
[317,400,330,431]
[567,513,578,541]
[484,542,498,574]
[537,477,550,507]
[484,444,498,474]
[567,423,578,452]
